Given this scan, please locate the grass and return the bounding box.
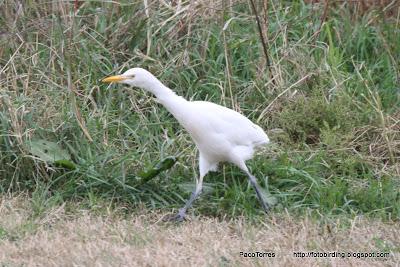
[0,0,399,221]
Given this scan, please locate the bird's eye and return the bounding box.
[128,74,135,78]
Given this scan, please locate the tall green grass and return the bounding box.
[0,0,399,219]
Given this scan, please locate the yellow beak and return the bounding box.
[101,75,126,83]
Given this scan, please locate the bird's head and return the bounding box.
[102,68,159,90]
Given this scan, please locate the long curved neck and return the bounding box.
[142,77,189,121]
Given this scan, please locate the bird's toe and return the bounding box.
[162,213,186,222]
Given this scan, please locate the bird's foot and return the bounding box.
[255,191,270,214]
[162,210,187,222]
[261,201,270,214]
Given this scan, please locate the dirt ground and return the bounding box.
[0,196,398,267]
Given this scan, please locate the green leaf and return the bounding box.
[54,159,76,170]
[136,156,177,185]
[28,140,75,169]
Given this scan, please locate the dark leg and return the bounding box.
[175,189,202,221]
[235,159,270,213]
[247,173,270,213]
[165,183,203,222]
[165,155,210,222]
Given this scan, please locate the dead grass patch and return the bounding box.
[0,195,398,266]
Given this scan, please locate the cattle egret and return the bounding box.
[102,68,270,221]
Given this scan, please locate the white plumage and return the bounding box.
[102,68,270,220]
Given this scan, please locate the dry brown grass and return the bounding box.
[0,195,399,267]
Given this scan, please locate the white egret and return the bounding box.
[102,68,270,221]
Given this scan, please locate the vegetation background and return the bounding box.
[0,0,399,265]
